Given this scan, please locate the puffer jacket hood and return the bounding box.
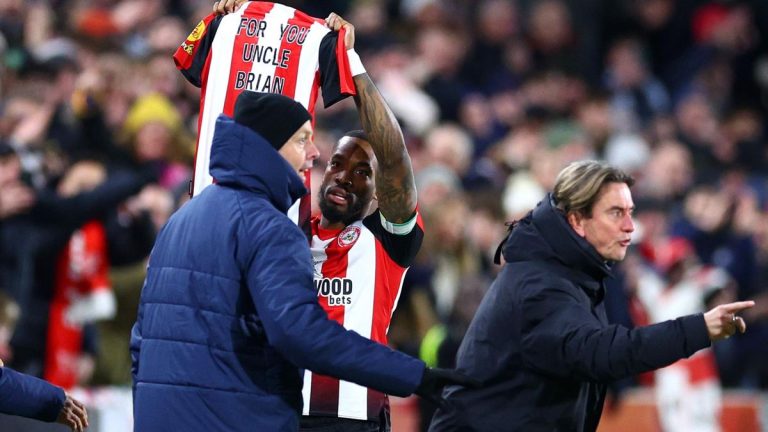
[210,114,307,213]
[502,193,612,299]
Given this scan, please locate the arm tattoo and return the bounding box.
[353,74,417,223]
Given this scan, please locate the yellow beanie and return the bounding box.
[123,93,182,136]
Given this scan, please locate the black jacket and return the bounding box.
[429,194,710,432]
[2,169,152,375]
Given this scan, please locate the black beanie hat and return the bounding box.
[233,91,311,151]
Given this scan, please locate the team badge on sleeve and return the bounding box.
[180,20,207,54]
[188,20,207,42]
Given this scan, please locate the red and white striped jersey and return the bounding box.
[173,1,355,220]
[302,210,424,421]
[47,220,111,389]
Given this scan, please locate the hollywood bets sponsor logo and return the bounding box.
[314,278,353,306]
[337,226,360,247]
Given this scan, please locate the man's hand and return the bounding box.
[414,367,479,408]
[213,0,246,15]
[325,12,355,50]
[56,393,88,432]
[704,300,755,341]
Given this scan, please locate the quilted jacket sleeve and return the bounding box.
[240,216,425,397]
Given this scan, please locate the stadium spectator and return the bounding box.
[0,141,153,377]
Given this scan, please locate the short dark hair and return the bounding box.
[333,130,369,152]
[342,130,368,142]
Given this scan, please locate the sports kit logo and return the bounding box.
[337,226,360,247]
[181,20,206,54]
[188,20,206,42]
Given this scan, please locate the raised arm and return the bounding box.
[353,74,417,222]
[326,13,417,223]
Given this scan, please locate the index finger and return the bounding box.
[721,300,756,313]
[67,411,83,432]
[65,396,87,418]
[70,397,86,410]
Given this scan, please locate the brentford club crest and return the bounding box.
[337,226,361,247]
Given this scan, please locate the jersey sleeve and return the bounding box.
[363,209,424,268]
[173,13,222,88]
[318,28,356,108]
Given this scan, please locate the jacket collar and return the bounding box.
[209,115,307,213]
[502,194,612,299]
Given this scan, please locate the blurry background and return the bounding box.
[0,0,767,430]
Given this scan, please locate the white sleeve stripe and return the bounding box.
[194,7,248,196]
[294,22,328,108]
[301,370,312,415]
[379,211,417,235]
[246,5,293,84]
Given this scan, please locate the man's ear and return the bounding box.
[567,211,586,237]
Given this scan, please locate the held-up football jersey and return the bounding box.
[303,210,424,421]
[173,1,355,225]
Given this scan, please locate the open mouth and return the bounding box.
[326,187,349,205]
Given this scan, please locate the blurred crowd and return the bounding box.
[0,0,767,429]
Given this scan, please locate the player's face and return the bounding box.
[318,137,376,225]
[568,182,635,262]
[279,120,316,173]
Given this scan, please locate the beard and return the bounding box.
[318,186,369,225]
